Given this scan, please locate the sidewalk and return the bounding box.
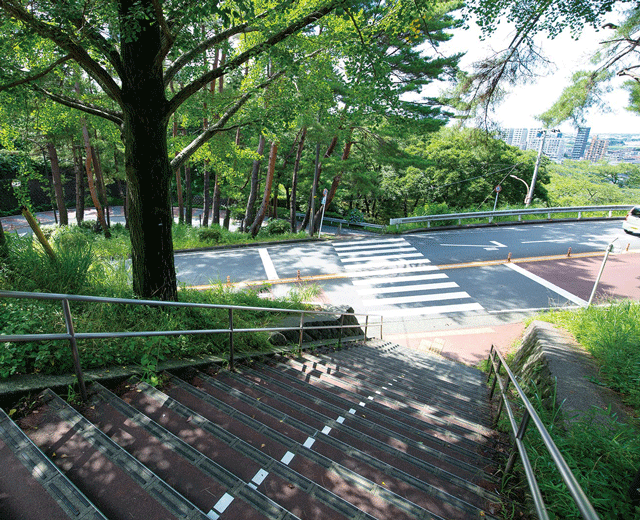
[385,321,526,367]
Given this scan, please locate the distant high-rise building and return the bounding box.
[510,128,528,149]
[527,130,565,160]
[584,136,609,162]
[501,128,529,149]
[571,127,591,160]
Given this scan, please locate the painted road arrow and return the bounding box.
[440,240,507,250]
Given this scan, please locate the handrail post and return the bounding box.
[487,347,495,382]
[380,316,383,340]
[338,314,344,347]
[61,299,88,402]
[489,358,502,399]
[228,308,234,371]
[494,378,510,425]
[504,411,531,478]
[298,311,304,357]
[364,315,369,340]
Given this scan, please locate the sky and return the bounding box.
[436,13,640,136]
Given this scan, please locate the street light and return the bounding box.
[510,174,529,204]
[525,129,560,206]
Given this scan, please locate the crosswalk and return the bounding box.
[333,238,483,318]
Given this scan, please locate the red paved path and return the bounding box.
[388,252,639,367]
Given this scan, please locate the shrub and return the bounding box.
[263,219,290,236]
[346,208,364,223]
[198,226,223,243]
[5,233,93,294]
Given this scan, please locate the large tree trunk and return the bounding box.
[81,126,110,237]
[202,165,211,227]
[312,139,352,232]
[72,144,85,223]
[121,1,177,301]
[250,142,277,237]
[185,164,192,225]
[47,142,68,226]
[290,126,306,232]
[243,134,265,232]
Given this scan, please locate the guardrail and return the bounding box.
[295,212,385,230]
[0,290,382,402]
[389,205,634,228]
[487,345,599,520]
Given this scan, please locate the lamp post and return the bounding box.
[525,129,559,206]
[525,131,546,206]
[510,174,530,204]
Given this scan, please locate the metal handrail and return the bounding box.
[0,290,383,402]
[389,205,633,227]
[487,345,600,520]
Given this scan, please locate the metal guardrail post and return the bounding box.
[228,308,234,371]
[504,411,531,478]
[338,314,344,347]
[489,358,502,399]
[364,315,369,340]
[298,311,304,356]
[60,299,88,402]
[380,316,383,340]
[495,378,510,425]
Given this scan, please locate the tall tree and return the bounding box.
[461,0,640,124]
[0,0,348,300]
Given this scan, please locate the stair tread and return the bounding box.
[0,407,106,520]
[18,389,209,520]
[194,368,502,510]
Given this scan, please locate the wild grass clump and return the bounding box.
[537,300,640,409]
[509,391,640,519]
[496,302,640,519]
[0,228,313,378]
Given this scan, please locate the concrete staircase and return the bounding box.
[1,340,505,519]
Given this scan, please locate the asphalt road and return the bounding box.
[174,220,640,335]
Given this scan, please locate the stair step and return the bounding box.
[124,378,379,520]
[225,363,499,484]
[278,352,493,429]
[315,343,489,397]
[253,359,500,468]
[0,407,106,520]
[18,389,209,520]
[86,382,292,520]
[262,357,496,451]
[189,367,502,512]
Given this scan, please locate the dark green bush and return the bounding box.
[198,226,223,243]
[263,219,290,235]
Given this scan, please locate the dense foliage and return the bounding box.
[517,301,640,519]
[0,226,315,377]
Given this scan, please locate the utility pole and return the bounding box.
[525,131,546,206]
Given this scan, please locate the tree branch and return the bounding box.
[171,71,285,171]
[164,22,252,86]
[0,54,72,92]
[151,0,176,70]
[167,1,342,117]
[0,0,122,105]
[34,86,124,126]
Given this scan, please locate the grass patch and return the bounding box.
[493,301,640,519]
[501,386,640,519]
[536,300,640,409]
[0,226,316,378]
